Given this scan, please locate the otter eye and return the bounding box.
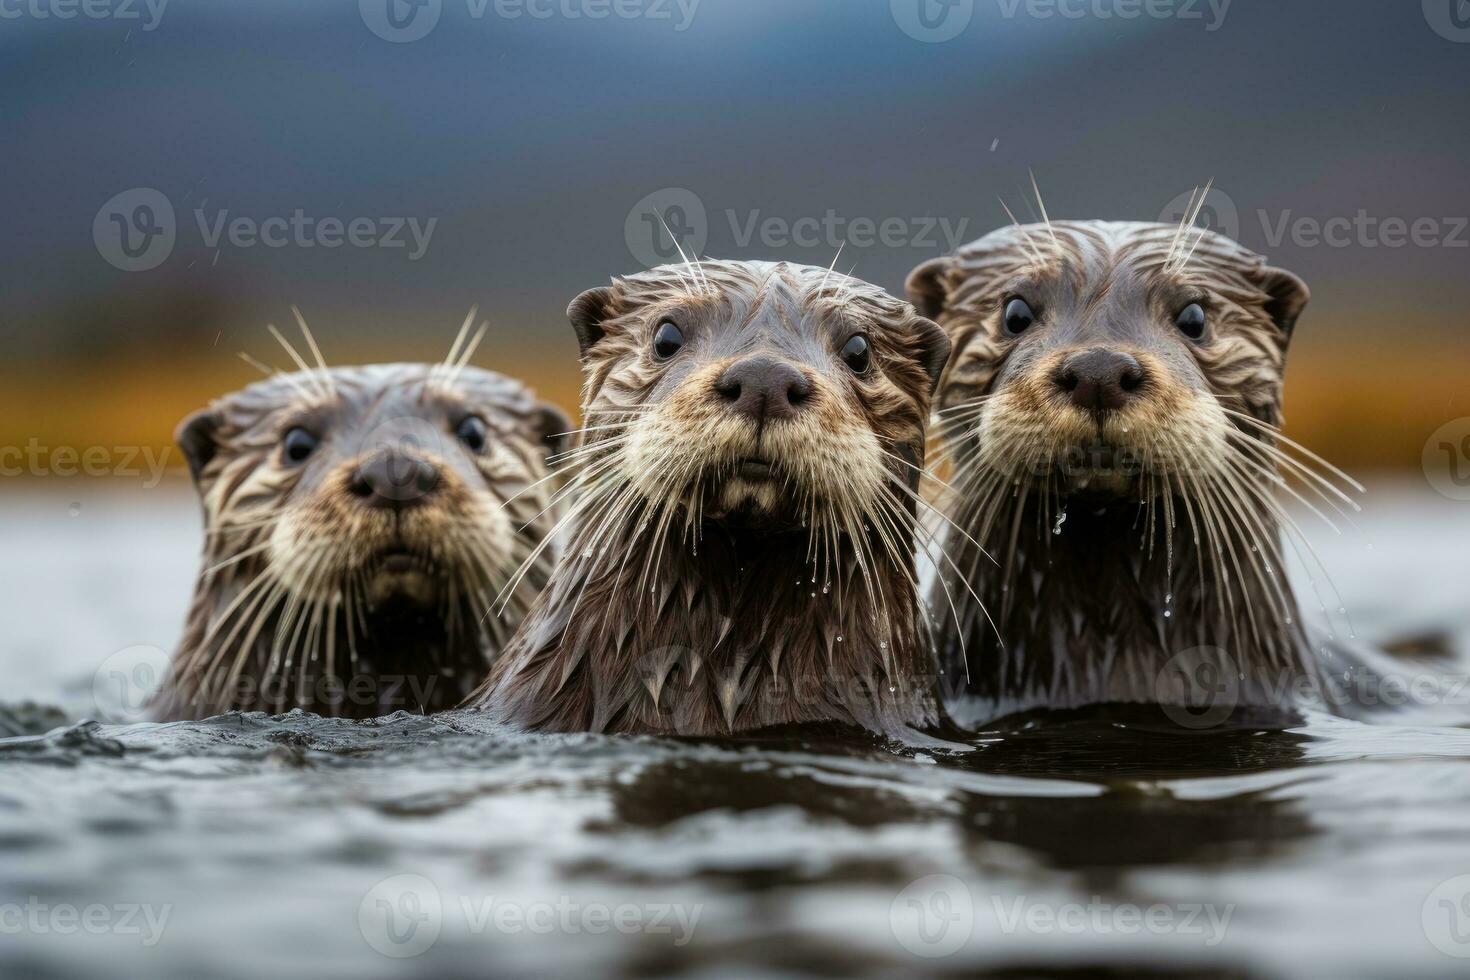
[840,334,871,374]
[456,415,488,452]
[1003,298,1035,336]
[652,321,685,360]
[282,427,318,465]
[1176,302,1207,340]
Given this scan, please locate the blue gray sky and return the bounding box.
[3,0,1468,364]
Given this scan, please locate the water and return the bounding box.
[3,480,1470,979]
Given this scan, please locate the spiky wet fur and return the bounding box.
[470,260,954,736]
[909,219,1362,719]
[156,361,566,720]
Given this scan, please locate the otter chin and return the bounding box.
[155,350,570,721]
[468,259,954,737]
[909,218,1362,720]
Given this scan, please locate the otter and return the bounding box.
[156,328,570,720]
[906,216,1363,719]
[467,259,954,737]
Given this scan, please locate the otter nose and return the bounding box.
[1055,349,1146,414]
[349,448,439,509]
[715,356,813,424]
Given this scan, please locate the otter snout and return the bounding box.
[715,356,814,426]
[348,447,441,508]
[1054,348,1146,415]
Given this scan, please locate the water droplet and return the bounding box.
[810,592,816,598]
[888,685,897,693]
[879,640,888,650]
[1053,507,1069,535]
[836,635,844,642]
[1163,610,1172,618]
[1165,592,1173,604]
[822,584,831,595]
[581,548,593,559]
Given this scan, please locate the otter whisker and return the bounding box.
[998,198,1045,266]
[431,306,479,388]
[190,568,281,706]
[1166,185,1203,271]
[442,320,490,390]
[1028,170,1060,253]
[1217,417,1364,505]
[266,323,331,402]
[290,306,336,398]
[493,469,626,616]
[202,541,273,577]
[237,352,314,401]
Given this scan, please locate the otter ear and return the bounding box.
[1257,265,1310,336]
[175,407,224,487]
[533,402,574,461]
[911,315,953,395]
[567,286,616,356]
[905,257,954,320]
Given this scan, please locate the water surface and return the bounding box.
[3,481,1470,979]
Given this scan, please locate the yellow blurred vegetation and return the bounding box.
[0,333,1464,482]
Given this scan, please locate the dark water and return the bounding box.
[4,482,1470,979]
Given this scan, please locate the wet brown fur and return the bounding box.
[156,363,568,720]
[469,260,953,736]
[908,220,1347,717]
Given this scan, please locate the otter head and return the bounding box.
[473,260,954,736]
[569,259,950,538]
[163,361,568,718]
[908,221,1308,499]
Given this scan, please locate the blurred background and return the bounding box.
[1,0,1467,479]
[3,8,1470,978]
